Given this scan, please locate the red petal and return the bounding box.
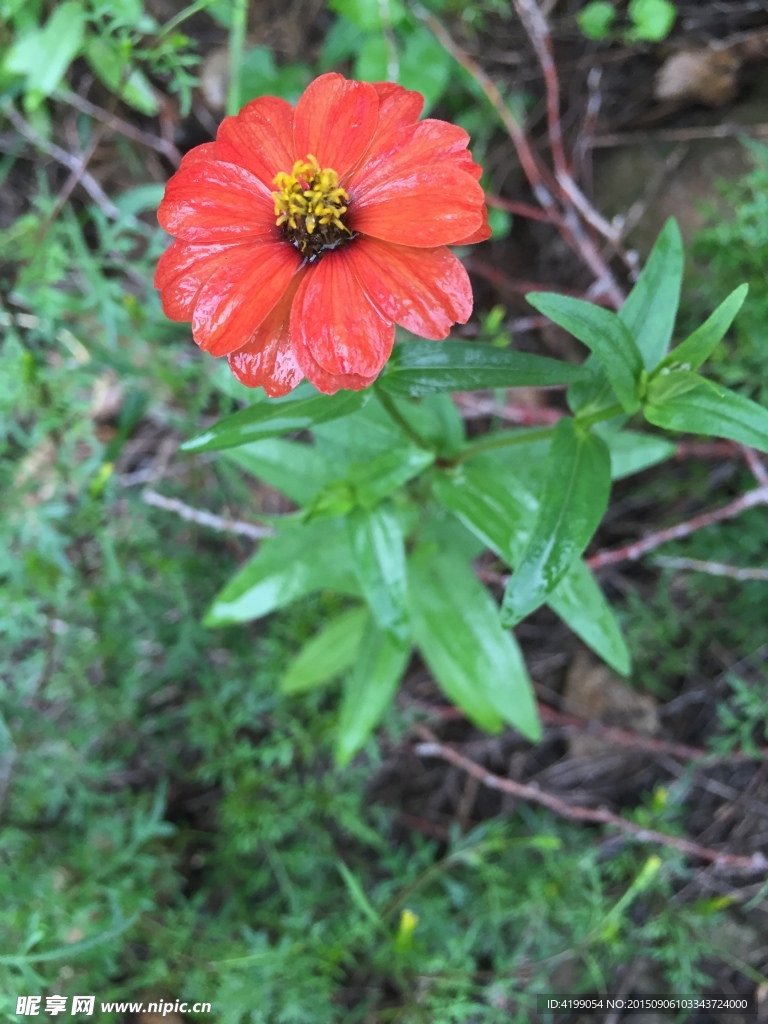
[293,73,379,181]
[289,249,394,383]
[158,161,276,243]
[289,345,375,395]
[371,81,424,136]
[454,203,492,245]
[215,96,295,188]
[347,237,472,340]
[155,239,262,321]
[345,82,425,193]
[227,275,304,396]
[192,241,302,357]
[177,142,217,170]
[349,166,484,247]
[354,120,482,195]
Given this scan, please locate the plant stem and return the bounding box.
[452,401,626,465]
[575,402,625,429]
[227,0,248,117]
[453,425,555,464]
[376,388,431,450]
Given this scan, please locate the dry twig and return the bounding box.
[413,726,768,872]
[652,556,768,583]
[587,485,768,571]
[3,102,121,219]
[142,489,274,540]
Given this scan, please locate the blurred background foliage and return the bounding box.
[1,0,767,1020]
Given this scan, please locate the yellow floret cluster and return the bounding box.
[272,156,350,240]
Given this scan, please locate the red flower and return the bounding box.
[155,73,489,396]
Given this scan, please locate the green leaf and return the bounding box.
[501,418,611,626]
[568,219,684,413]
[354,34,389,81]
[619,218,684,369]
[398,393,466,457]
[379,340,586,397]
[205,519,358,626]
[329,0,405,31]
[224,438,338,507]
[182,390,368,453]
[645,380,768,454]
[349,447,434,508]
[84,37,159,116]
[526,294,643,413]
[280,606,369,694]
[5,1,85,106]
[397,25,451,112]
[656,284,749,374]
[311,393,407,462]
[628,0,677,42]
[459,428,553,494]
[547,564,630,676]
[597,427,676,480]
[408,549,540,739]
[348,505,409,641]
[577,1,616,39]
[646,368,714,405]
[432,462,628,675]
[431,463,534,565]
[335,624,410,765]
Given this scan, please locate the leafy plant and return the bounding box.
[577,0,677,43]
[183,218,765,763]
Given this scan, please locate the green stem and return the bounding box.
[227,0,248,117]
[376,388,431,450]
[453,425,555,464]
[575,402,625,429]
[452,402,626,465]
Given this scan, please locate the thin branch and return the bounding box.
[509,0,569,182]
[741,445,768,487]
[537,704,767,763]
[3,102,121,219]
[590,122,768,149]
[406,698,768,764]
[413,727,768,872]
[58,88,182,166]
[587,485,768,571]
[142,489,275,540]
[485,192,560,224]
[411,4,558,207]
[653,555,768,583]
[412,3,627,309]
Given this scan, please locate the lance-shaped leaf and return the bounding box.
[501,418,611,626]
[347,505,409,641]
[335,625,411,766]
[567,219,684,411]
[619,217,684,369]
[655,284,749,374]
[378,340,586,397]
[409,548,540,739]
[182,390,368,453]
[224,437,338,507]
[349,447,434,508]
[547,567,629,676]
[596,427,676,480]
[645,379,768,454]
[205,518,358,626]
[280,606,369,694]
[527,294,643,413]
[432,462,628,675]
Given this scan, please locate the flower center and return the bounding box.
[272,155,351,259]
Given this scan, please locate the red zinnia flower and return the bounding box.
[155,73,490,396]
